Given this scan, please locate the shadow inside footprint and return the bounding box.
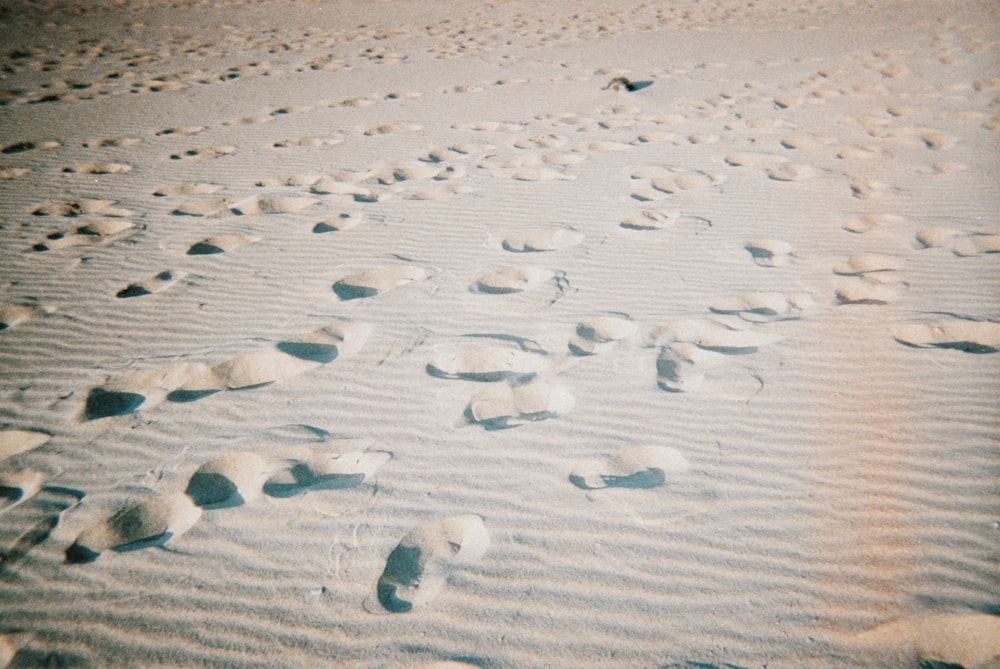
[184,472,247,509]
[166,388,221,403]
[377,544,424,613]
[332,282,379,301]
[85,388,145,420]
[570,469,666,490]
[276,341,340,364]
[1,487,84,573]
[263,463,364,498]
[187,241,226,255]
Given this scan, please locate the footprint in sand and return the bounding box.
[920,229,1000,257]
[263,442,391,498]
[854,612,1000,669]
[369,515,489,613]
[172,199,232,217]
[65,491,202,563]
[892,318,1000,354]
[62,163,132,175]
[0,167,31,180]
[471,267,560,295]
[501,228,583,253]
[156,126,204,137]
[620,208,680,231]
[724,152,789,169]
[187,234,261,255]
[333,265,428,301]
[32,199,136,218]
[184,452,271,509]
[229,195,319,215]
[427,337,549,382]
[464,379,574,430]
[569,316,638,355]
[656,342,727,393]
[842,213,906,234]
[1,485,83,573]
[0,304,54,331]
[168,146,235,162]
[116,270,186,298]
[709,292,815,323]
[30,219,136,252]
[569,446,690,490]
[0,429,51,462]
[745,239,793,267]
[833,254,905,305]
[363,123,422,137]
[1,140,60,154]
[649,170,726,195]
[0,471,48,514]
[152,183,224,197]
[313,212,364,233]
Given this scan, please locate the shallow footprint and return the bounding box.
[0,305,53,331]
[0,429,51,461]
[65,491,202,563]
[709,292,815,323]
[31,219,135,252]
[187,234,261,255]
[369,515,489,613]
[570,445,690,489]
[333,265,428,300]
[427,339,548,382]
[465,379,574,429]
[854,612,1000,669]
[656,342,726,393]
[502,228,583,252]
[471,267,557,294]
[892,318,1000,353]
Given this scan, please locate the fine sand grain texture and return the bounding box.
[1,0,998,667]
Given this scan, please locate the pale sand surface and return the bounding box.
[1,0,999,666]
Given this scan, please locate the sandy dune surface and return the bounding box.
[1,0,998,667]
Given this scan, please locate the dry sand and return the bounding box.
[1,0,998,667]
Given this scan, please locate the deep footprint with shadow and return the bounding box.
[1,485,84,573]
[370,515,489,613]
[263,445,391,498]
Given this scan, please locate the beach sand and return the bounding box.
[1,0,998,666]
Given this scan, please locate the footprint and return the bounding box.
[30,219,136,252]
[709,292,815,323]
[854,612,1000,669]
[184,452,271,509]
[427,339,548,382]
[724,152,789,168]
[32,199,135,217]
[156,126,204,137]
[363,123,422,136]
[892,318,1000,353]
[835,280,898,305]
[65,491,202,563]
[842,213,906,234]
[952,234,1000,257]
[570,446,690,489]
[0,429,51,461]
[620,208,679,231]
[0,471,46,513]
[832,254,904,276]
[230,195,319,215]
[0,168,31,179]
[168,146,235,162]
[62,163,132,175]
[263,444,391,498]
[471,267,557,294]
[0,486,83,573]
[509,167,573,182]
[272,137,343,149]
[650,170,725,194]
[172,199,231,217]
[569,316,638,355]
[275,321,373,363]
[766,163,819,182]
[85,362,215,419]
[116,270,186,298]
[0,305,53,331]
[464,379,574,429]
[745,239,793,267]
[502,229,583,252]
[370,515,489,613]
[152,183,224,197]
[187,234,260,255]
[654,318,782,353]
[656,342,726,393]
[333,265,428,301]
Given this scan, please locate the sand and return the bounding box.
[1,0,998,667]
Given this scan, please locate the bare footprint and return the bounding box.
[464,379,574,429]
[169,146,235,162]
[369,515,489,613]
[570,446,690,489]
[32,199,135,217]
[709,292,815,323]
[333,265,428,300]
[65,491,202,563]
[31,219,136,252]
[116,270,186,298]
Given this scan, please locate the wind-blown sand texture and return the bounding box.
[1,0,998,666]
